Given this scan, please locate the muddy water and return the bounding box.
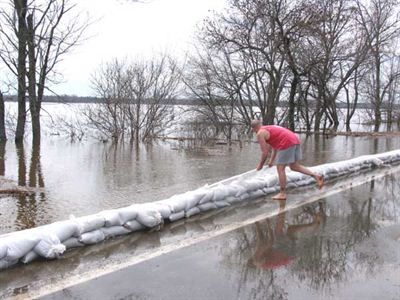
[0,134,400,235]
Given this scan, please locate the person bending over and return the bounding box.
[251,119,324,200]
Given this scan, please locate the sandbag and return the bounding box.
[100,209,123,227]
[0,244,7,259]
[169,211,185,222]
[136,207,163,228]
[185,207,201,218]
[33,234,65,258]
[44,220,80,242]
[101,226,131,239]
[212,185,230,202]
[198,202,218,212]
[118,205,140,223]
[0,258,18,270]
[198,191,213,204]
[124,220,145,231]
[72,214,106,234]
[3,234,40,261]
[63,237,84,249]
[144,203,172,219]
[183,190,204,210]
[21,251,39,264]
[166,194,187,213]
[79,230,105,245]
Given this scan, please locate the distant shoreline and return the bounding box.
[4,95,397,109]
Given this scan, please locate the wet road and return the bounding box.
[2,164,399,300]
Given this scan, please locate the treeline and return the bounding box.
[2,0,400,146]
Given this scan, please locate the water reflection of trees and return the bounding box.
[13,141,45,230]
[219,175,400,298]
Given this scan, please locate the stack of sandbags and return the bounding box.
[1,149,399,270]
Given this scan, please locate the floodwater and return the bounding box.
[0,131,399,235]
[1,102,398,235]
[0,132,399,299]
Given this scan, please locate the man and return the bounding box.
[251,119,324,200]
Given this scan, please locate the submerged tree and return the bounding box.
[356,0,400,131]
[0,0,89,142]
[88,55,180,143]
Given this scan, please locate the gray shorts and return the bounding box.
[276,144,302,165]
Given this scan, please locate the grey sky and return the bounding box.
[52,0,227,96]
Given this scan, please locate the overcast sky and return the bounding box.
[51,0,227,97]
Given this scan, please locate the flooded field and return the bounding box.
[1,129,400,235]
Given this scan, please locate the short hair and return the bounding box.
[250,119,261,128]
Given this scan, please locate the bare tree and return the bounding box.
[0,0,28,142]
[89,55,180,143]
[306,0,370,132]
[202,0,287,125]
[356,0,400,131]
[0,0,89,142]
[26,0,89,142]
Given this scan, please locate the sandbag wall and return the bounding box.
[1,149,400,270]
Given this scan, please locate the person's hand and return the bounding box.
[256,165,263,171]
[268,159,274,167]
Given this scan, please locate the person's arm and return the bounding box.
[256,130,270,171]
[268,149,277,167]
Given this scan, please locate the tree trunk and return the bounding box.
[0,141,6,176]
[14,0,28,143]
[27,14,41,143]
[288,74,299,131]
[0,91,6,142]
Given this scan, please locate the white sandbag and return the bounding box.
[263,176,279,188]
[21,251,39,264]
[136,207,163,228]
[243,178,265,191]
[215,201,230,208]
[0,244,7,259]
[0,258,18,270]
[185,207,201,218]
[184,190,204,210]
[123,220,145,231]
[239,192,250,201]
[101,226,131,239]
[263,187,277,194]
[63,237,84,249]
[72,214,106,234]
[231,183,247,197]
[225,196,240,204]
[4,234,40,261]
[198,189,214,204]
[166,194,187,213]
[33,234,66,259]
[212,185,230,202]
[169,211,185,222]
[100,209,123,227]
[118,205,140,223]
[79,230,105,245]
[144,202,172,219]
[198,202,218,212]
[248,189,266,199]
[44,220,81,242]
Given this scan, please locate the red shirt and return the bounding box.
[261,125,300,150]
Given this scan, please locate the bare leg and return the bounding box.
[289,162,324,189]
[272,165,287,200]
